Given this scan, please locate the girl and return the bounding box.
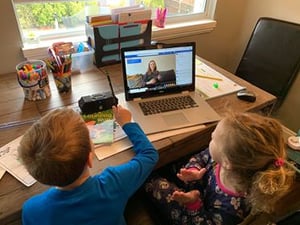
[145,112,297,225]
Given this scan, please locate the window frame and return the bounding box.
[15,0,217,59]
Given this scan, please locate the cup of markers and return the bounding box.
[16,60,51,101]
[46,50,72,93]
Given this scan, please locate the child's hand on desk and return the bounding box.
[112,105,132,127]
[177,167,207,183]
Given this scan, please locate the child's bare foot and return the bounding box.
[172,190,200,204]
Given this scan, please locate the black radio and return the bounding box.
[78,92,118,115]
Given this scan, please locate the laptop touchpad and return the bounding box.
[162,113,189,126]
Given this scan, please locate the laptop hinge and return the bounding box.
[182,91,190,94]
[133,98,142,101]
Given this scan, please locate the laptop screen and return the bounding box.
[121,42,196,101]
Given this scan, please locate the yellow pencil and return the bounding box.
[196,74,223,81]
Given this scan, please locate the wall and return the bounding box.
[235,0,300,132]
[0,0,299,131]
[211,0,300,132]
[0,1,25,74]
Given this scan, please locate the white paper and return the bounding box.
[0,136,36,187]
[195,59,245,99]
[111,5,145,22]
[0,166,5,179]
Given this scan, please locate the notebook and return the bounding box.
[120,42,221,134]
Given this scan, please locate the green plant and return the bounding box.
[15,2,85,29]
[142,0,165,8]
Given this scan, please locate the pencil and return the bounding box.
[196,74,223,81]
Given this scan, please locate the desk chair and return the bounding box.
[235,17,300,110]
[239,175,300,225]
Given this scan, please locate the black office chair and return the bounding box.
[235,17,300,110]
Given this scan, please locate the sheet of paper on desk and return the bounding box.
[0,166,5,179]
[196,59,245,99]
[0,136,36,186]
[94,124,206,161]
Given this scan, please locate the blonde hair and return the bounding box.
[18,108,91,187]
[221,112,296,213]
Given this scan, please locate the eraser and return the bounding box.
[213,83,219,88]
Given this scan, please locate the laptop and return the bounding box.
[120,42,220,134]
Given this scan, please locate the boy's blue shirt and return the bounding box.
[22,122,158,225]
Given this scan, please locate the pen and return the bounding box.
[196,74,223,81]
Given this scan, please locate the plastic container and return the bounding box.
[71,44,95,73]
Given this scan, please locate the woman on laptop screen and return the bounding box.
[143,60,161,87]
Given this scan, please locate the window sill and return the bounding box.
[22,19,216,60]
[152,19,216,41]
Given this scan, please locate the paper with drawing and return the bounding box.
[0,136,36,186]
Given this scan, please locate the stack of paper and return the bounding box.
[111,5,151,23]
[86,14,112,27]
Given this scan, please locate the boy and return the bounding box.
[18,105,159,225]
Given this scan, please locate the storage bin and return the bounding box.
[86,20,152,67]
[71,45,95,73]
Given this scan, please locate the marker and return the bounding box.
[196,74,223,81]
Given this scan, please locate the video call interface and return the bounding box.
[123,45,194,94]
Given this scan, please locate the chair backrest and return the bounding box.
[235,17,300,108]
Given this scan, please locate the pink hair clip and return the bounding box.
[274,158,285,167]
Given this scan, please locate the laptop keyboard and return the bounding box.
[139,95,199,115]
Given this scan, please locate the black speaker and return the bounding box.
[78,92,118,115]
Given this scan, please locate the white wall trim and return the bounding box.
[152,19,216,41]
[22,20,217,60]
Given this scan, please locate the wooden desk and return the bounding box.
[0,58,276,224]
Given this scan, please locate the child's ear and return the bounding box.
[223,157,232,170]
[87,139,95,168]
[87,151,93,168]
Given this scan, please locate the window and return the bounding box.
[13,0,216,59]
